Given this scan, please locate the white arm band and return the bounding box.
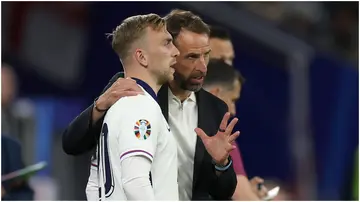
[121,156,154,200]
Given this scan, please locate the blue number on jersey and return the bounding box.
[99,123,114,198]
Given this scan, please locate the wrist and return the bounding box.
[213,157,232,172]
[91,99,107,125]
[220,158,229,166]
[94,99,108,112]
[214,157,229,166]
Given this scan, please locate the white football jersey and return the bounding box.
[86,155,99,201]
[97,85,178,201]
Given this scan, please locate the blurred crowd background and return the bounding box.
[1,1,359,201]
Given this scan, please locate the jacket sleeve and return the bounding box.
[209,100,237,200]
[209,159,237,200]
[62,73,122,155]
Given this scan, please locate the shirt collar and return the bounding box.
[168,87,196,103]
[188,91,196,102]
[131,77,158,102]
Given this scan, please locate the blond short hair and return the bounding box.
[109,13,165,61]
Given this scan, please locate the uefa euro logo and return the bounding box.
[134,119,151,140]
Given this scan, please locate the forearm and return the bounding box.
[210,163,237,200]
[121,156,154,200]
[232,175,260,201]
[62,104,103,155]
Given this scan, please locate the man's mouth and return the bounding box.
[190,76,204,83]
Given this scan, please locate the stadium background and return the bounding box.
[1,1,358,200]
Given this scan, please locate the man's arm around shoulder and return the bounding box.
[62,73,122,155]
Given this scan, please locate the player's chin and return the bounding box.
[167,73,174,82]
[168,67,175,79]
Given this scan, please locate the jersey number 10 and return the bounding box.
[99,123,115,198]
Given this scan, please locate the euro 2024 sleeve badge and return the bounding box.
[134,119,151,140]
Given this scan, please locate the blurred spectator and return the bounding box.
[1,63,19,139]
[1,63,36,165]
[209,26,235,65]
[1,136,34,200]
[203,59,243,117]
[203,59,268,200]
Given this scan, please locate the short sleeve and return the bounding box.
[104,95,159,163]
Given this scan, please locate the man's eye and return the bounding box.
[187,55,198,59]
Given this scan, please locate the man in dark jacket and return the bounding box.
[63,9,237,200]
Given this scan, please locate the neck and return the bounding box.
[168,80,192,102]
[124,66,161,94]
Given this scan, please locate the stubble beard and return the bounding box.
[173,71,203,92]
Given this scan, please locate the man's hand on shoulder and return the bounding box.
[92,78,144,124]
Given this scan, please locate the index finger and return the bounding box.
[123,85,144,93]
[115,79,143,93]
[125,77,137,82]
[116,77,136,85]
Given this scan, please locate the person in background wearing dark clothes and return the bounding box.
[203,59,268,200]
[208,25,271,200]
[209,26,236,66]
[1,135,34,200]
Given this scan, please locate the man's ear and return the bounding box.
[135,49,148,67]
[208,87,221,97]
